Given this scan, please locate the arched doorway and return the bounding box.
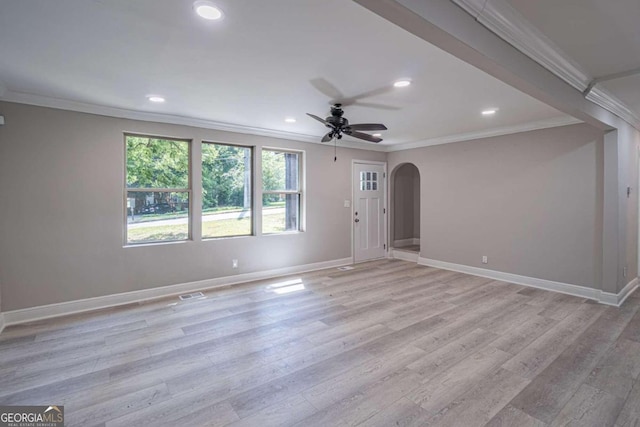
[391,163,420,257]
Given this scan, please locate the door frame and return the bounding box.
[351,159,388,263]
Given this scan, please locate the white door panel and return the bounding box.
[354,163,386,262]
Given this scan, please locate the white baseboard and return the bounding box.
[418,257,633,307]
[619,278,639,305]
[0,313,5,335]
[392,249,419,262]
[600,277,639,307]
[393,238,420,247]
[2,257,352,327]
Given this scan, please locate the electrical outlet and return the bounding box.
[482,256,488,264]
[232,259,238,269]
[344,200,351,208]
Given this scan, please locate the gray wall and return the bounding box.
[392,163,420,242]
[389,123,604,289]
[0,100,635,312]
[0,102,385,311]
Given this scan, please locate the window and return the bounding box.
[125,135,190,244]
[262,149,302,233]
[359,171,378,191]
[202,142,253,239]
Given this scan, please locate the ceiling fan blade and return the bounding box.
[344,130,382,143]
[321,132,333,142]
[310,78,344,102]
[350,85,395,101]
[348,123,387,131]
[340,85,396,106]
[352,101,401,111]
[306,113,330,125]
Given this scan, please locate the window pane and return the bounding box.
[262,193,299,233]
[127,191,189,243]
[262,150,299,191]
[202,143,252,238]
[126,136,189,189]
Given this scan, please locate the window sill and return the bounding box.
[262,230,305,236]
[202,234,254,242]
[123,240,191,248]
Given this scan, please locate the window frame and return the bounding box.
[123,133,192,246]
[261,147,304,234]
[201,140,255,240]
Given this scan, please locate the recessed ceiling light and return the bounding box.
[284,117,296,123]
[393,79,411,88]
[194,1,223,20]
[482,109,498,116]
[147,95,165,103]
[372,133,382,137]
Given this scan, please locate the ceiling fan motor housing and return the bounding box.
[327,104,349,129]
[326,116,349,128]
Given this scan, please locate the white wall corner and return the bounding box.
[2,257,352,326]
[418,257,601,301]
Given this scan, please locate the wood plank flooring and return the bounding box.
[1,259,639,426]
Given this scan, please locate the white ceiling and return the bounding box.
[506,0,640,124]
[0,0,572,148]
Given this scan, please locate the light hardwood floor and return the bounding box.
[1,259,640,426]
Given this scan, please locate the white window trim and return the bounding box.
[260,147,305,235]
[123,133,192,246]
[200,140,255,240]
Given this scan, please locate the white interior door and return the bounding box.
[353,162,386,262]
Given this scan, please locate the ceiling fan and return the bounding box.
[307,104,387,143]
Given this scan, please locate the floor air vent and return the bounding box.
[337,266,355,271]
[179,292,205,301]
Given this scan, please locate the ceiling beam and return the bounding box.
[353,0,629,132]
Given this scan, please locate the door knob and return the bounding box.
[355,218,360,223]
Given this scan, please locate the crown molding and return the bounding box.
[0,90,388,153]
[2,90,580,153]
[386,115,582,152]
[587,87,640,130]
[452,0,640,131]
[467,0,590,92]
[451,0,486,18]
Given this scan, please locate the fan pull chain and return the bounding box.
[334,137,337,162]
